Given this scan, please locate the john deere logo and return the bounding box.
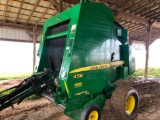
[56,16,60,22]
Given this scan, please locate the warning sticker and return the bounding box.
[71,24,76,33]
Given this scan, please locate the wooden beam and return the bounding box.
[150,39,156,45]
[36,31,41,37]
[116,11,160,29]
[129,31,147,38]
[152,14,160,21]
[121,0,142,12]
[35,3,53,27]
[114,1,126,10]
[0,21,42,32]
[108,0,119,8]
[130,33,147,38]
[128,6,139,13]
[63,0,80,4]
[145,23,152,77]
[123,0,155,14]
[129,26,145,33]
[4,0,9,22]
[59,0,63,12]
[0,38,39,43]
[152,21,160,28]
[15,0,25,23]
[25,0,41,25]
[0,14,42,23]
[25,31,33,38]
[147,13,159,20]
[49,0,66,13]
[142,10,155,18]
[49,0,60,12]
[116,11,149,24]
[130,30,147,36]
[135,2,159,15]
[130,31,147,37]
[33,27,37,71]
[0,14,48,25]
[0,4,54,16]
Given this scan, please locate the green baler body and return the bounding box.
[35,1,135,119]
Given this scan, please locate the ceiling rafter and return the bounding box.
[151,14,160,20]
[121,0,142,12]
[116,10,160,29]
[141,10,153,17]
[15,0,25,23]
[135,3,154,14]
[35,3,53,27]
[147,12,160,19]
[0,15,46,24]
[108,0,121,8]
[0,4,55,12]
[116,11,149,24]
[4,0,9,22]
[0,10,53,19]
[129,27,146,33]
[114,1,126,10]
[151,12,160,21]
[49,0,60,12]
[129,29,146,35]
[0,21,42,32]
[135,3,159,16]
[130,36,147,41]
[25,0,41,25]
[130,31,147,38]
[125,22,141,28]
[63,0,80,4]
[25,30,33,38]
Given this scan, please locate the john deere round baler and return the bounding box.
[0,0,139,120]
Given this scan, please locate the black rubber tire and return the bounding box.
[81,104,101,120]
[110,86,139,120]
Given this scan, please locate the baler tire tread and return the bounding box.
[81,104,101,120]
[110,86,139,120]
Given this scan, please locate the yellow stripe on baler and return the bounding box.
[64,81,69,93]
[111,61,125,67]
[69,64,110,73]
[69,61,124,74]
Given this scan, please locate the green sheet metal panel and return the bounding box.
[35,3,82,94]
[36,3,81,73]
[120,45,135,76]
[67,2,114,99]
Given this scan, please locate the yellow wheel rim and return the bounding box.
[125,95,135,114]
[88,111,98,120]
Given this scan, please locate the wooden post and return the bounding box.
[145,24,152,77]
[33,27,37,71]
[59,0,63,12]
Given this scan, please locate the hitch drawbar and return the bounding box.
[0,72,49,111]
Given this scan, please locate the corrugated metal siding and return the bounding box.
[0,27,32,41]
[37,34,41,41]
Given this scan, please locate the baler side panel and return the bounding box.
[67,2,114,99]
[107,23,123,83]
